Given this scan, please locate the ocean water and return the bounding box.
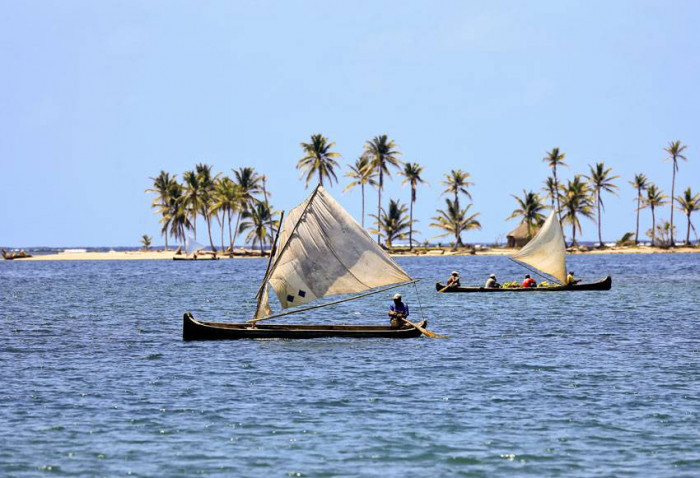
[1,254,699,476]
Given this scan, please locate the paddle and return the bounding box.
[400,317,448,339]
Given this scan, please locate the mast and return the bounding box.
[253,210,284,319]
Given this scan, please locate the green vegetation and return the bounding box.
[146,138,695,250]
[399,162,427,249]
[507,190,547,239]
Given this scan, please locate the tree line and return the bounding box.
[147,136,699,251]
[510,141,698,247]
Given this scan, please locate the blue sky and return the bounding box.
[2,0,699,247]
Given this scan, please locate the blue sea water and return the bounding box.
[1,254,699,476]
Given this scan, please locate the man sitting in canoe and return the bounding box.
[566,271,581,286]
[388,293,409,328]
[445,271,461,289]
[484,274,500,288]
[522,274,537,288]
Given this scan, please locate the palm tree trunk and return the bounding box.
[361,183,365,228]
[232,212,242,251]
[219,212,225,252]
[651,206,656,247]
[228,211,233,251]
[377,171,383,244]
[670,163,676,246]
[409,197,414,250]
[635,192,641,245]
[687,214,692,245]
[164,232,168,252]
[205,215,216,251]
[597,192,603,247]
[554,167,561,223]
[192,212,197,240]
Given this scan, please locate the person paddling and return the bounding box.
[522,274,537,288]
[388,293,409,328]
[566,271,581,285]
[484,274,500,288]
[446,271,461,289]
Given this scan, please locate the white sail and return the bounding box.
[255,186,412,319]
[512,211,567,284]
[184,236,205,255]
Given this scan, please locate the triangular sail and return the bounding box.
[254,186,412,319]
[184,236,205,255]
[512,211,567,284]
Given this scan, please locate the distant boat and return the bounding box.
[173,237,218,260]
[183,185,436,340]
[436,211,612,293]
[62,249,87,254]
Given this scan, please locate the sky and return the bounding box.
[2,0,699,247]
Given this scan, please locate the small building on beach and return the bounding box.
[506,221,537,248]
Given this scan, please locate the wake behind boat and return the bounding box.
[183,185,440,341]
[437,211,612,293]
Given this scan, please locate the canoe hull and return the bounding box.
[436,275,612,293]
[182,312,425,341]
[173,255,219,261]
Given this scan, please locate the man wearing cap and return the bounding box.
[446,271,461,289]
[388,293,410,328]
[484,274,500,288]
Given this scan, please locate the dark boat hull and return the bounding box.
[173,255,219,261]
[436,275,612,293]
[183,312,426,341]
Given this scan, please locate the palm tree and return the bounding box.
[430,199,481,248]
[194,163,220,252]
[370,199,411,249]
[542,147,567,221]
[343,156,378,227]
[167,184,191,247]
[560,175,595,247]
[140,234,152,251]
[210,177,242,251]
[629,173,648,245]
[182,170,204,240]
[675,187,700,245]
[363,135,402,244]
[440,169,473,210]
[297,134,342,188]
[663,140,688,246]
[642,183,668,247]
[145,171,178,251]
[586,162,619,247]
[507,190,547,239]
[232,167,264,248]
[399,162,427,249]
[239,201,277,255]
[542,176,558,211]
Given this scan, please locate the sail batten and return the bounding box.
[511,211,567,284]
[253,186,412,320]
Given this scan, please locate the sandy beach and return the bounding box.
[6,245,698,261]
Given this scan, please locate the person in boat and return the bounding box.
[388,293,409,328]
[566,271,581,286]
[522,274,537,288]
[446,271,461,288]
[484,274,500,288]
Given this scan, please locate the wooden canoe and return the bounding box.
[1,249,32,260]
[436,275,612,293]
[173,255,219,261]
[182,312,426,340]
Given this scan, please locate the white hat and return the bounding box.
[490,274,496,278]
[451,271,459,276]
[393,293,402,300]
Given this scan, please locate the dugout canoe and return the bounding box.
[182,312,426,341]
[173,255,219,261]
[436,275,612,293]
